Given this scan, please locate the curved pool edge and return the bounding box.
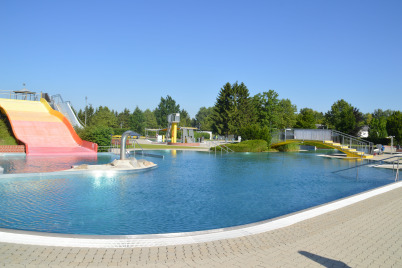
[1,181,401,248]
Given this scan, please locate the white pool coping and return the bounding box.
[0,181,401,248]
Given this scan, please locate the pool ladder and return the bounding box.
[129,140,164,159]
[209,141,234,155]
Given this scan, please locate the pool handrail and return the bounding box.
[210,141,234,154]
[332,154,401,181]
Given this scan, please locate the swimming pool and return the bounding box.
[0,150,394,235]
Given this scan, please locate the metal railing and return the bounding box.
[0,90,41,101]
[50,94,64,104]
[331,130,374,155]
[272,129,374,155]
[333,154,401,181]
[107,140,164,159]
[131,139,164,158]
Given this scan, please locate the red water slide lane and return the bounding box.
[40,99,98,155]
[0,98,97,156]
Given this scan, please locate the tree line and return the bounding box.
[74,81,402,146]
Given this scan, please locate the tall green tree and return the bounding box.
[369,117,388,139]
[368,109,389,140]
[195,106,214,130]
[295,108,317,129]
[78,104,94,126]
[313,110,324,125]
[364,113,372,126]
[276,99,297,129]
[211,82,232,136]
[90,106,118,128]
[117,108,131,129]
[253,90,280,129]
[325,99,357,135]
[211,82,256,136]
[143,109,158,129]
[179,109,192,127]
[352,107,365,136]
[130,106,145,134]
[154,95,180,128]
[227,82,256,134]
[386,111,402,143]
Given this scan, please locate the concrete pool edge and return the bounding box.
[0,181,401,248]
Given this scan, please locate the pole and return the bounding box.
[85,96,87,127]
[285,129,287,142]
[356,158,359,180]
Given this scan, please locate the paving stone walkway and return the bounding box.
[1,186,402,267]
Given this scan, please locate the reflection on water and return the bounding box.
[171,150,177,157]
[0,154,115,174]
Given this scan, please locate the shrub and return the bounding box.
[299,141,333,149]
[238,124,271,145]
[277,143,300,152]
[212,140,268,152]
[76,126,113,150]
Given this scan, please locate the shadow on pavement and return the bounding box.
[298,250,351,268]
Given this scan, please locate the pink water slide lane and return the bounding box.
[0,99,98,156]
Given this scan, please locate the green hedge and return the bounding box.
[76,126,113,151]
[276,143,300,152]
[237,124,271,145]
[211,140,268,152]
[298,141,334,149]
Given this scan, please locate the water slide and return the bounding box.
[54,101,84,128]
[50,94,84,128]
[0,98,97,156]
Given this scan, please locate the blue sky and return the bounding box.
[1,0,401,117]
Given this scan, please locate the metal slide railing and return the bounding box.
[51,94,85,128]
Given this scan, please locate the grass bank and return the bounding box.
[0,116,17,145]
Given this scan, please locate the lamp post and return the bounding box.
[85,96,87,127]
[387,136,395,155]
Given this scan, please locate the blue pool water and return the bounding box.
[0,151,394,235]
